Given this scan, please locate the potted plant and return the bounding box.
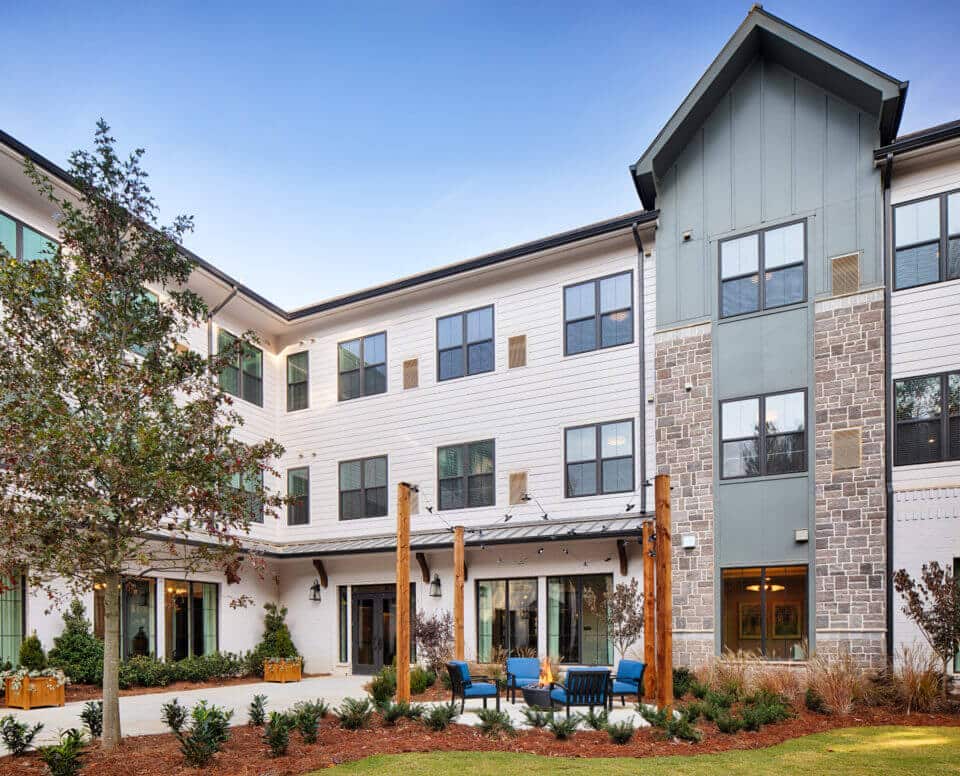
[2,668,68,709]
[263,656,302,683]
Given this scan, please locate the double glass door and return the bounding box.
[351,585,414,675]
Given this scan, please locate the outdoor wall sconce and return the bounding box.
[429,573,442,598]
[309,578,322,602]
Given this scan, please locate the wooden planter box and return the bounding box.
[263,661,302,683]
[5,676,66,710]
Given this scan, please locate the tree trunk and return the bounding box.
[102,570,122,749]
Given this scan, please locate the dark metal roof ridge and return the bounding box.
[874,117,960,159]
[0,127,657,322]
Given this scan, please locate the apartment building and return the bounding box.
[0,6,956,675]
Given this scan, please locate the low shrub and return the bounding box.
[664,712,702,743]
[338,697,373,730]
[248,694,268,726]
[545,714,578,740]
[714,710,745,734]
[369,666,396,706]
[579,707,609,731]
[80,700,103,738]
[752,665,803,706]
[174,701,234,768]
[410,665,437,695]
[606,720,636,745]
[520,707,550,728]
[673,666,694,698]
[293,701,326,743]
[119,655,170,689]
[476,708,514,737]
[0,715,44,755]
[704,688,736,709]
[161,698,189,733]
[381,701,424,725]
[37,729,86,776]
[690,680,709,700]
[695,651,754,699]
[440,670,452,690]
[895,644,943,714]
[805,687,827,714]
[48,600,103,685]
[423,702,458,731]
[681,700,706,723]
[18,632,47,671]
[806,652,863,716]
[263,711,296,757]
[638,705,669,727]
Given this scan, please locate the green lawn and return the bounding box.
[317,726,960,776]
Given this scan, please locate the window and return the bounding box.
[476,578,538,662]
[438,440,495,510]
[720,222,805,318]
[0,210,57,262]
[287,467,310,525]
[164,580,218,661]
[437,306,494,381]
[338,586,349,664]
[229,470,264,523]
[565,420,635,497]
[894,371,960,466]
[0,576,24,667]
[339,456,388,520]
[564,272,633,355]
[338,333,386,400]
[286,351,309,411]
[217,329,263,407]
[721,565,808,660]
[894,191,960,290]
[720,390,806,478]
[94,579,156,658]
[547,575,612,665]
[129,289,159,358]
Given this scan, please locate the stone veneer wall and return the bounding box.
[655,323,715,667]
[813,289,886,668]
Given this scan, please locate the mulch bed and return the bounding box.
[63,674,332,703]
[1,706,958,775]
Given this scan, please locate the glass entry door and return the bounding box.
[351,584,414,675]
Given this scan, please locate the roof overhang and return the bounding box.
[631,7,907,210]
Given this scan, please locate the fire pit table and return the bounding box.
[520,684,552,710]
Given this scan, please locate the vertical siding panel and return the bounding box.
[703,94,733,237]
[824,96,859,294]
[678,130,706,322]
[656,166,679,327]
[731,59,763,230]
[858,112,882,288]
[762,63,794,223]
[793,80,825,215]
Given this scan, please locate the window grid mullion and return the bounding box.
[759,565,767,658]
[594,280,602,337]
[943,374,950,461]
[461,315,468,376]
[942,195,949,283]
[759,232,766,311]
[759,396,767,476]
[595,425,603,495]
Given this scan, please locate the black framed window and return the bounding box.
[287,467,310,525]
[476,578,538,662]
[229,470,264,523]
[286,351,309,411]
[0,575,25,667]
[565,420,634,497]
[721,390,806,479]
[93,578,157,659]
[339,456,388,520]
[547,574,613,665]
[129,289,159,358]
[564,271,633,355]
[721,565,808,660]
[338,586,349,663]
[894,191,960,290]
[0,209,58,262]
[164,580,218,661]
[720,221,805,318]
[894,371,960,466]
[338,333,386,400]
[437,306,494,381]
[438,440,494,510]
[217,329,263,407]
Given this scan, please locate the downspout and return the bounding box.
[881,152,895,667]
[207,286,238,361]
[631,223,648,515]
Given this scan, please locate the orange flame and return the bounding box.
[538,657,554,687]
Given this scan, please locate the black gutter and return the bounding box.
[631,222,648,514]
[881,151,895,667]
[874,118,960,160]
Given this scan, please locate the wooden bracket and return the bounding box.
[415,552,430,584]
[616,539,628,576]
[311,558,328,588]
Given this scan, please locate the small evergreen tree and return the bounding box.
[18,632,46,671]
[249,603,299,673]
[48,600,104,684]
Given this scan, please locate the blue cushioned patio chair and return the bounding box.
[446,660,500,713]
[549,668,611,718]
[505,657,540,703]
[611,659,646,707]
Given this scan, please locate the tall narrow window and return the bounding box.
[476,578,538,662]
[565,420,635,497]
[129,289,159,357]
[720,390,806,479]
[720,222,805,318]
[339,456,388,520]
[564,272,633,355]
[894,191,960,289]
[438,440,495,510]
[287,467,310,525]
[338,586,349,663]
[547,575,613,665]
[338,333,386,400]
[164,580,218,661]
[437,306,494,381]
[721,565,808,660]
[229,470,264,523]
[217,329,263,407]
[0,576,24,667]
[894,371,960,465]
[286,351,309,411]
[121,579,156,660]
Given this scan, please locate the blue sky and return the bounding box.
[4,1,958,308]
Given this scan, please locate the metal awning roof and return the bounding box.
[247,513,651,558]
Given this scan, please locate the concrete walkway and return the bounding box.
[3,674,370,744]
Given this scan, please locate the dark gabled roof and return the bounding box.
[630,6,908,210]
[0,127,657,323]
[874,118,960,160]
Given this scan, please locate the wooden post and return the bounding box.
[396,483,411,703]
[453,526,465,660]
[654,474,673,709]
[642,520,656,699]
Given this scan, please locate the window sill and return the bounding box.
[718,300,807,325]
[719,471,808,484]
[563,339,636,360]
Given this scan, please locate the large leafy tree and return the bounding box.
[0,122,285,748]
